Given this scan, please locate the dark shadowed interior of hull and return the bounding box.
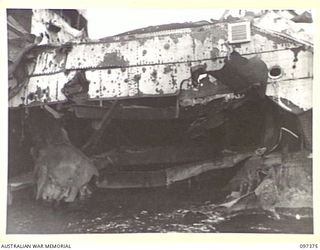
[8,97,304,179]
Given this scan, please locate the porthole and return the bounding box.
[268,65,282,80]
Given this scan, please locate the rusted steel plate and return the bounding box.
[25,72,74,104]
[26,23,309,77]
[266,78,312,113]
[115,24,303,53]
[31,47,312,88]
[86,63,191,98]
[11,58,226,106]
[86,59,225,99]
[33,48,67,75]
[9,19,313,108]
[65,31,225,70]
[86,68,131,98]
[11,47,312,105]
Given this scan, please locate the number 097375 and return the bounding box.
[300,244,318,248]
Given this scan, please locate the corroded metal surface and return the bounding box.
[86,63,191,98]
[9,15,313,109]
[29,24,308,76]
[33,48,67,75]
[31,9,86,45]
[9,72,74,106]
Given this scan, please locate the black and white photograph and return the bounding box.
[5,7,315,236]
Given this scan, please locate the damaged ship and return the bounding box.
[7,9,313,218]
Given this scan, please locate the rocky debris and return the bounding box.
[182,211,208,224]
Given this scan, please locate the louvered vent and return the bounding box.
[228,22,251,44]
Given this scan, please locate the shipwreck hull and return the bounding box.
[8,17,313,156]
[9,18,312,108]
[8,11,313,208]
[8,15,313,147]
